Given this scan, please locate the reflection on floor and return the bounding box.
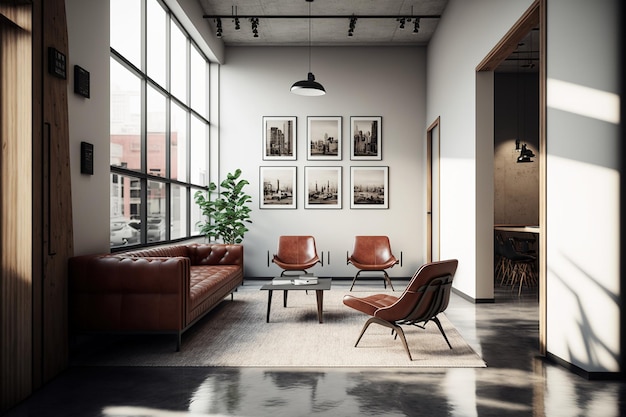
[4,281,626,417]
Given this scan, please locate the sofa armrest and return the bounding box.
[68,255,190,332]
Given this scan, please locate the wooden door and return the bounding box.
[35,0,74,385]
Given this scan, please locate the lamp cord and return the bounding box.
[308,0,312,73]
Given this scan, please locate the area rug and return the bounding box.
[70,284,486,368]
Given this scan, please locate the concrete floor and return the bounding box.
[4,281,626,417]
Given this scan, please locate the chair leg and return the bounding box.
[350,270,394,291]
[355,317,413,360]
[431,316,452,349]
[349,270,363,291]
[383,271,395,291]
[354,317,375,347]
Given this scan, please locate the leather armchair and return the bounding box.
[272,235,321,276]
[343,259,459,360]
[347,235,398,290]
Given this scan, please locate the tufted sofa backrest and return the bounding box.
[121,243,243,267]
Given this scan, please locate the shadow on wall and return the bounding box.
[548,253,620,372]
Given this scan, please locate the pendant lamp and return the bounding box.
[291,0,326,96]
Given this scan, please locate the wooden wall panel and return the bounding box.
[1,0,74,411]
[0,5,33,413]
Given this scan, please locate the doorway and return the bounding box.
[426,117,441,263]
[476,0,546,353]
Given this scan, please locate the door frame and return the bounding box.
[426,117,440,264]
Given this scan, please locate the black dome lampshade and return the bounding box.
[291,72,326,96]
[291,0,326,96]
[517,144,535,163]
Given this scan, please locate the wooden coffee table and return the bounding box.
[260,278,332,323]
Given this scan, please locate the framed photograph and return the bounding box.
[263,116,297,160]
[260,166,297,209]
[304,166,342,209]
[350,166,389,209]
[307,116,342,160]
[350,116,382,160]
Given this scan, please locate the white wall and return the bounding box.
[546,0,621,373]
[219,46,428,278]
[66,0,111,255]
[426,0,534,299]
[428,0,622,373]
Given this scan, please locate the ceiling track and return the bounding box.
[203,14,441,20]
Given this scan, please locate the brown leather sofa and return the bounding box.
[68,243,243,350]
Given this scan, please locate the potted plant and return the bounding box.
[194,169,252,244]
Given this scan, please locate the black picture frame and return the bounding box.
[304,166,342,209]
[263,116,297,160]
[74,65,90,98]
[48,47,67,79]
[350,116,382,160]
[307,116,342,160]
[350,166,389,209]
[259,166,297,209]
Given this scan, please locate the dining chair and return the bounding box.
[494,232,510,285]
[500,237,537,295]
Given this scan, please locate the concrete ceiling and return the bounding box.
[197,0,449,46]
[196,0,538,72]
[498,28,540,73]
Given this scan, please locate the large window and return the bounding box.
[110,0,210,249]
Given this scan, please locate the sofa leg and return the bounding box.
[176,332,181,352]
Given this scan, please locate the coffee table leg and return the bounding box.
[266,290,273,323]
[315,290,324,323]
[283,290,288,307]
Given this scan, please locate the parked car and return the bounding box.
[110,218,140,246]
[147,216,165,242]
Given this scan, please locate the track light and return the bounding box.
[250,17,259,38]
[348,16,357,36]
[232,6,240,30]
[215,18,222,37]
[203,10,440,40]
